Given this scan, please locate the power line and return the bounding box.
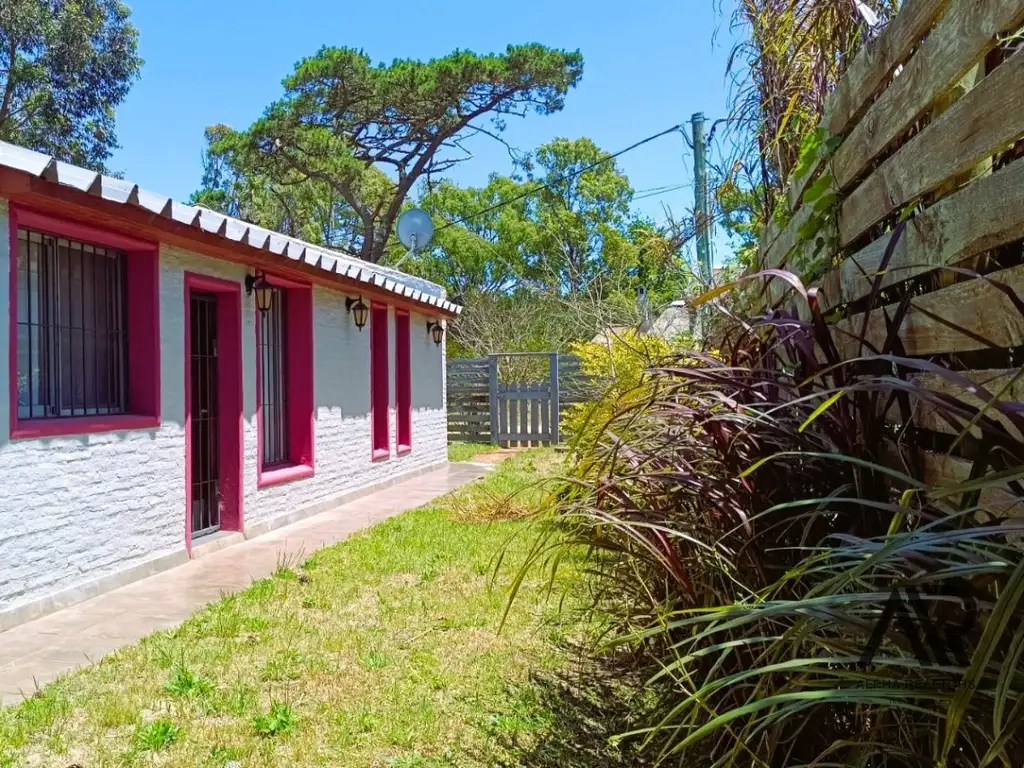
[434,123,685,233]
[633,183,690,201]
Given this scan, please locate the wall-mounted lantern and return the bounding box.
[426,321,444,346]
[346,296,369,331]
[245,270,274,313]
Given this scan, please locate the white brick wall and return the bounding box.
[0,200,448,615]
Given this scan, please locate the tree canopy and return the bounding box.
[0,0,141,171]
[406,137,696,355]
[194,44,583,263]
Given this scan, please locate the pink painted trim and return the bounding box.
[369,302,390,460]
[8,210,17,443]
[14,207,158,252]
[11,414,159,440]
[126,246,161,421]
[395,309,412,453]
[254,278,315,486]
[260,463,315,487]
[8,206,161,440]
[184,272,245,555]
[265,273,312,290]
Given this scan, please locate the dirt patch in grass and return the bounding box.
[450,450,567,524]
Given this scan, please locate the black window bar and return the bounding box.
[259,287,289,467]
[190,292,220,537]
[16,229,127,420]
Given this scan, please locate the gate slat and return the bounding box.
[498,381,508,448]
[540,384,550,446]
[510,382,520,446]
[531,386,540,447]
[519,390,528,446]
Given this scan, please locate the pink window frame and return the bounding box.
[395,309,412,455]
[7,206,161,439]
[183,272,244,553]
[369,301,390,462]
[255,274,315,488]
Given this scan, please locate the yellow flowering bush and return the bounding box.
[563,330,677,453]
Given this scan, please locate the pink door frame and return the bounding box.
[183,272,244,554]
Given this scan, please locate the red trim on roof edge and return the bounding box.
[0,168,459,317]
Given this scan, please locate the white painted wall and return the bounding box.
[0,199,449,617]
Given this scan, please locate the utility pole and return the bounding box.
[691,112,712,340]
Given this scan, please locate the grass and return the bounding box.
[0,449,618,768]
[447,442,497,463]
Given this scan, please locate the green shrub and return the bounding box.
[563,330,677,453]
[134,718,182,751]
[252,701,297,737]
[515,269,1024,765]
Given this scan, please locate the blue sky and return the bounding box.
[112,0,740,262]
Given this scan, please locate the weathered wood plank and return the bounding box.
[496,390,551,401]
[509,382,519,446]
[913,368,1024,439]
[520,393,529,444]
[498,383,508,449]
[489,355,499,445]
[837,262,1024,358]
[760,202,815,271]
[840,47,1024,246]
[790,0,950,211]
[881,446,1024,515]
[447,414,491,423]
[540,386,550,447]
[832,0,1024,194]
[550,353,561,446]
[822,156,1024,309]
[918,451,1024,515]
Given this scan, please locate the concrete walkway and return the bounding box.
[0,462,489,706]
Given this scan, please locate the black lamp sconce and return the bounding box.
[245,270,274,313]
[346,296,369,331]
[426,321,444,346]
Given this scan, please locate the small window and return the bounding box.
[258,287,289,467]
[16,229,128,419]
[395,310,411,453]
[370,302,390,459]
[254,280,314,486]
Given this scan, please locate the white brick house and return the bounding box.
[0,142,460,630]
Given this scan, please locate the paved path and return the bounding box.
[0,462,489,706]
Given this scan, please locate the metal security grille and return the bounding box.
[190,293,220,537]
[259,288,289,467]
[15,228,127,419]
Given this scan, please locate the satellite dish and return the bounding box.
[397,208,434,252]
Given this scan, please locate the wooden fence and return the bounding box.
[447,354,600,446]
[745,0,1024,505]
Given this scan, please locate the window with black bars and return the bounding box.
[259,288,289,467]
[16,228,128,420]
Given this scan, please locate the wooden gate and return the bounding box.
[447,353,601,446]
[491,353,559,447]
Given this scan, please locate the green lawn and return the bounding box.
[446,442,498,463]
[0,451,614,768]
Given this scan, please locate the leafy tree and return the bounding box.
[715,172,766,271]
[197,45,583,263]
[410,175,535,302]
[0,0,142,171]
[522,137,633,295]
[191,125,369,249]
